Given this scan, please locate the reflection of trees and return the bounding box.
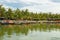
[0,24,60,38]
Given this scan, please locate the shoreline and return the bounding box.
[0,20,60,25]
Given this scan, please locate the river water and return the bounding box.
[0,24,60,40]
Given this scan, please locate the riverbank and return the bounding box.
[0,20,60,25]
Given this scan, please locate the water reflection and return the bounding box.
[0,23,60,40]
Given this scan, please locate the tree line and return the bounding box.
[0,5,60,20]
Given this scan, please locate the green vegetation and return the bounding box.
[0,5,60,20]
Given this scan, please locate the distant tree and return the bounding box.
[14,8,22,19]
[0,5,60,20]
[24,9,30,19]
[7,8,14,19]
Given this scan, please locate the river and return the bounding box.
[0,23,60,40]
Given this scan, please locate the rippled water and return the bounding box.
[0,23,60,40]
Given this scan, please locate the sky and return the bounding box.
[0,0,60,13]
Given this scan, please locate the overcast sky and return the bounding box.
[0,0,60,13]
